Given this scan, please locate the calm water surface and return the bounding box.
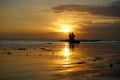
[0,40,120,80]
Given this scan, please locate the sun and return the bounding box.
[61,28,72,33]
[60,24,72,33]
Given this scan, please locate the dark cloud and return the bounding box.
[82,23,120,31]
[52,1,120,17]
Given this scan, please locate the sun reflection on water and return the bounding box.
[64,47,70,59]
[61,43,74,65]
[59,43,75,72]
[62,43,71,60]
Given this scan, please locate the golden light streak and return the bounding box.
[61,43,71,61]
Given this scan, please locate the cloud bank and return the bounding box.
[52,1,120,17]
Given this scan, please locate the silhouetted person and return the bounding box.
[71,32,75,42]
[69,32,75,43]
[69,33,72,42]
[69,33,71,43]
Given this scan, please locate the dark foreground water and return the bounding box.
[0,40,120,80]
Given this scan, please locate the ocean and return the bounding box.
[0,40,120,80]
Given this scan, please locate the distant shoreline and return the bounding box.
[0,39,120,43]
[60,39,120,42]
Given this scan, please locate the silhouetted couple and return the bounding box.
[69,32,75,43]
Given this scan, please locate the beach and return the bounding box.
[0,40,120,80]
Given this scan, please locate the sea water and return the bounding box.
[0,40,120,80]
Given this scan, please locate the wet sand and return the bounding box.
[0,41,120,80]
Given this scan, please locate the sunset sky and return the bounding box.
[0,0,120,40]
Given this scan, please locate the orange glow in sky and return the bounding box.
[60,24,73,33]
[0,0,120,40]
